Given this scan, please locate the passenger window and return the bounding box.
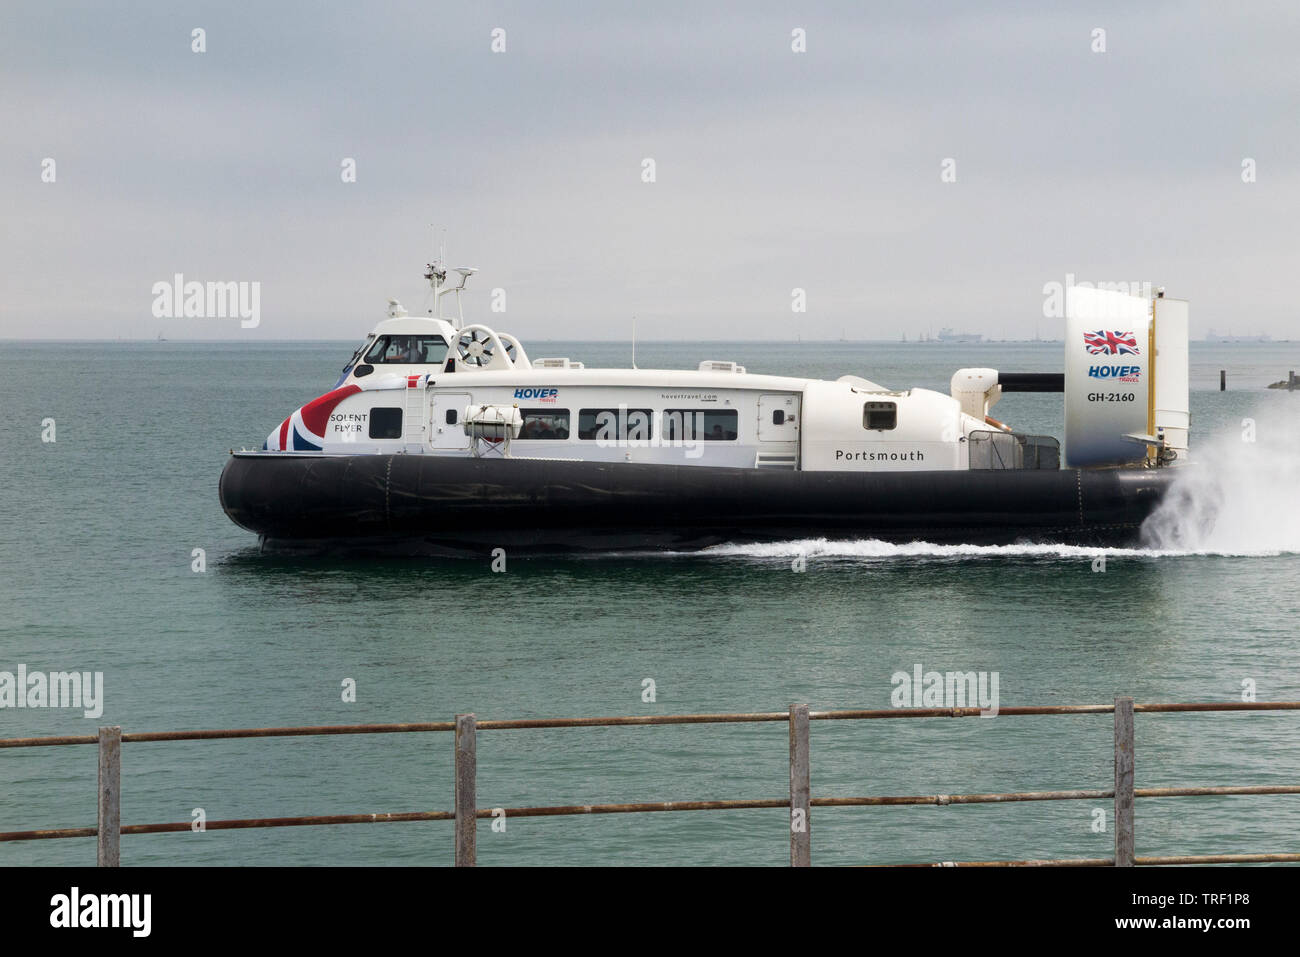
[519,410,571,440]
[663,409,738,441]
[369,407,403,439]
[578,409,654,441]
[863,401,897,431]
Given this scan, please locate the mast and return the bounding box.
[423,259,477,329]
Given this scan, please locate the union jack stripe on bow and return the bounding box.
[262,374,433,451]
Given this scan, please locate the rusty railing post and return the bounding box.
[454,714,477,866]
[1113,696,1135,866]
[789,703,811,866]
[97,726,121,867]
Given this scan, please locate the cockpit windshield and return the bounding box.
[363,335,450,365]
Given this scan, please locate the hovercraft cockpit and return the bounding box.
[332,262,534,389]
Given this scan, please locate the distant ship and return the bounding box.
[1205,329,1272,343]
[935,327,984,343]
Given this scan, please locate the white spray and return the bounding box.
[1139,407,1300,555]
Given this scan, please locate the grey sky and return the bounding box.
[3,1,1299,341]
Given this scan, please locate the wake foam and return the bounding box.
[698,538,1151,561]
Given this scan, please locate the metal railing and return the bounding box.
[3,698,1299,866]
[968,430,1061,470]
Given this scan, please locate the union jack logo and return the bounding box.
[1083,330,1140,355]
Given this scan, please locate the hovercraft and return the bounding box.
[219,265,1190,555]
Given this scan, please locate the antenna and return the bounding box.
[424,226,450,319]
[421,227,476,327]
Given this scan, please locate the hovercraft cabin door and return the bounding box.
[429,392,471,451]
[757,393,800,469]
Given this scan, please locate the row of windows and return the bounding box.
[441,407,741,441]
[362,401,895,441]
[529,408,738,441]
[513,404,895,437]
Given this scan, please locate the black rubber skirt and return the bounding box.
[218,453,1175,556]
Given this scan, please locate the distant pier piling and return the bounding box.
[1220,370,1226,391]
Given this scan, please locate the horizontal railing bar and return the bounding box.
[475,799,790,818]
[1137,785,1300,798]
[888,852,1300,867]
[816,785,1300,807]
[1137,853,1300,865]
[0,734,98,748]
[1134,702,1300,713]
[0,802,785,842]
[877,858,1117,867]
[475,712,788,730]
[0,811,456,842]
[0,722,458,749]
[817,784,1300,809]
[4,701,1300,750]
[126,722,457,743]
[0,826,99,842]
[813,705,1115,719]
[7,782,1297,844]
[816,789,1111,807]
[124,811,456,833]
